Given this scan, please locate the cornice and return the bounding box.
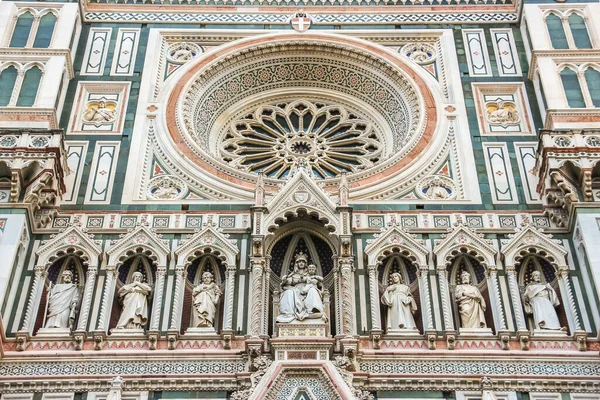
[0,48,74,79]
[528,49,600,80]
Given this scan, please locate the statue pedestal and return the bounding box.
[183,327,218,336]
[110,328,145,337]
[458,327,494,337]
[272,320,333,361]
[385,328,421,337]
[532,328,568,338]
[36,327,71,339]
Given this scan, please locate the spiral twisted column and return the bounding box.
[418,265,434,330]
[436,266,454,331]
[20,265,46,332]
[506,266,526,330]
[223,265,236,331]
[339,258,356,336]
[249,258,265,338]
[77,266,98,331]
[169,266,186,330]
[150,266,166,330]
[558,267,582,331]
[97,266,117,331]
[487,267,507,330]
[367,265,381,331]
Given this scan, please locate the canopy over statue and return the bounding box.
[277,253,326,323]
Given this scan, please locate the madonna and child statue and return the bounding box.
[277,252,327,324]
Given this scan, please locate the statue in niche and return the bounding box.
[44,270,80,329]
[192,271,222,328]
[523,270,565,331]
[116,271,152,330]
[381,272,418,331]
[277,253,326,323]
[455,270,487,329]
[83,100,116,124]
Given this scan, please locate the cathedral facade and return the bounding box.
[0,0,599,398]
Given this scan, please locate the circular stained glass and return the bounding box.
[219,99,384,179]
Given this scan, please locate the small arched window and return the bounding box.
[560,68,586,108]
[16,66,42,107]
[546,13,569,49]
[33,12,57,48]
[0,66,18,106]
[568,13,592,49]
[9,11,34,48]
[585,68,600,107]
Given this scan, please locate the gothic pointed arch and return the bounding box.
[262,167,340,235]
[36,225,102,268]
[106,224,170,268]
[433,223,497,268]
[364,223,428,268]
[174,221,240,268]
[502,225,568,269]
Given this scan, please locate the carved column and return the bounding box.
[418,265,434,331]
[506,266,526,330]
[339,258,356,337]
[557,267,582,331]
[76,266,98,331]
[486,266,507,330]
[249,257,266,338]
[96,266,117,331]
[367,265,381,331]
[150,266,166,331]
[20,265,46,333]
[436,266,454,331]
[169,266,186,330]
[223,265,236,331]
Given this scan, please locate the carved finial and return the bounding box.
[339,172,348,207]
[255,172,265,207]
[106,376,124,400]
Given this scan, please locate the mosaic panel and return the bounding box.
[219,216,235,229]
[532,216,550,228]
[514,143,541,204]
[185,216,203,228]
[111,28,140,76]
[0,218,6,232]
[63,142,88,205]
[153,216,170,228]
[52,217,71,228]
[81,28,112,76]
[433,216,450,228]
[368,216,385,228]
[85,142,120,204]
[466,216,484,228]
[499,216,517,228]
[0,190,9,203]
[482,143,518,204]
[462,29,492,77]
[490,28,521,77]
[120,216,137,228]
[401,216,418,228]
[87,217,105,229]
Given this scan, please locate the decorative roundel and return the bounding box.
[400,43,437,65]
[166,42,203,64]
[0,135,17,148]
[167,36,437,187]
[147,175,188,200]
[416,175,456,200]
[220,99,385,179]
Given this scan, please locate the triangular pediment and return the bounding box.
[36,225,103,268]
[263,168,340,234]
[106,225,171,267]
[433,223,497,267]
[175,223,239,267]
[502,225,567,268]
[364,225,428,267]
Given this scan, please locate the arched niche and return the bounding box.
[514,250,570,334]
[266,220,339,336]
[108,251,156,332]
[377,251,423,335]
[34,251,86,335]
[446,249,495,334]
[180,252,225,334]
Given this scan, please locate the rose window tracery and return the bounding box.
[220,100,384,179]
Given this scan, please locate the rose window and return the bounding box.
[220,100,384,179]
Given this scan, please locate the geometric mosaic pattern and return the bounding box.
[85,12,518,24]
[360,359,600,376]
[0,360,246,377]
